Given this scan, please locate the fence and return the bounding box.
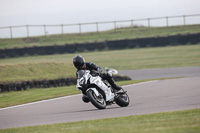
[0,14,200,39]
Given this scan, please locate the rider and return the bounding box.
[73,55,122,102]
[73,55,122,103]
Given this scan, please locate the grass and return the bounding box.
[0,24,200,49]
[0,108,199,132]
[0,85,77,108]
[0,44,200,83]
[0,62,75,82]
[0,79,159,108]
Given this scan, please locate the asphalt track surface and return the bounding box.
[118,67,200,80]
[0,67,200,129]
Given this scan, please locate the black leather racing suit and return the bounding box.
[76,62,120,90]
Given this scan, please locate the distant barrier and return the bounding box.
[0,75,131,92]
[0,14,200,38]
[0,33,200,58]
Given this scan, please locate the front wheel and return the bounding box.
[116,93,130,107]
[86,89,106,109]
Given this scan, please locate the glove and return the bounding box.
[91,68,102,76]
[97,67,103,74]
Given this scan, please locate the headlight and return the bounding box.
[80,77,85,85]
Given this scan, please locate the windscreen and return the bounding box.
[77,70,85,79]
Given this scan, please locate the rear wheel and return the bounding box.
[116,93,130,107]
[86,89,106,109]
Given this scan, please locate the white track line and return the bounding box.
[0,94,81,111]
[0,80,158,111]
[123,80,158,88]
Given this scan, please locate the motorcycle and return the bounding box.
[76,69,130,109]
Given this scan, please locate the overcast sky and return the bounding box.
[0,0,200,27]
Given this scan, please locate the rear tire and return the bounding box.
[86,89,106,109]
[116,93,130,107]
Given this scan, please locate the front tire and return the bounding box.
[86,89,106,109]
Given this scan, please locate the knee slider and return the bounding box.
[82,95,90,103]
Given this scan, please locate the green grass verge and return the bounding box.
[0,44,200,83]
[1,108,199,132]
[0,24,200,49]
[0,79,169,108]
[0,85,77,108]
[0,62,75,82]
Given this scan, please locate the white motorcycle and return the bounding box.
[76,69,130,109]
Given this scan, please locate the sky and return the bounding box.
[0,0,200,37]
[0,0,200,26]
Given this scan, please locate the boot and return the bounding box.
[106,77,122,91]
[113,84,122,91]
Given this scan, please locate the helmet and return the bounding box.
[73,55,86,70]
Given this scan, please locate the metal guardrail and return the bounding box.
[0,14,200,39]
